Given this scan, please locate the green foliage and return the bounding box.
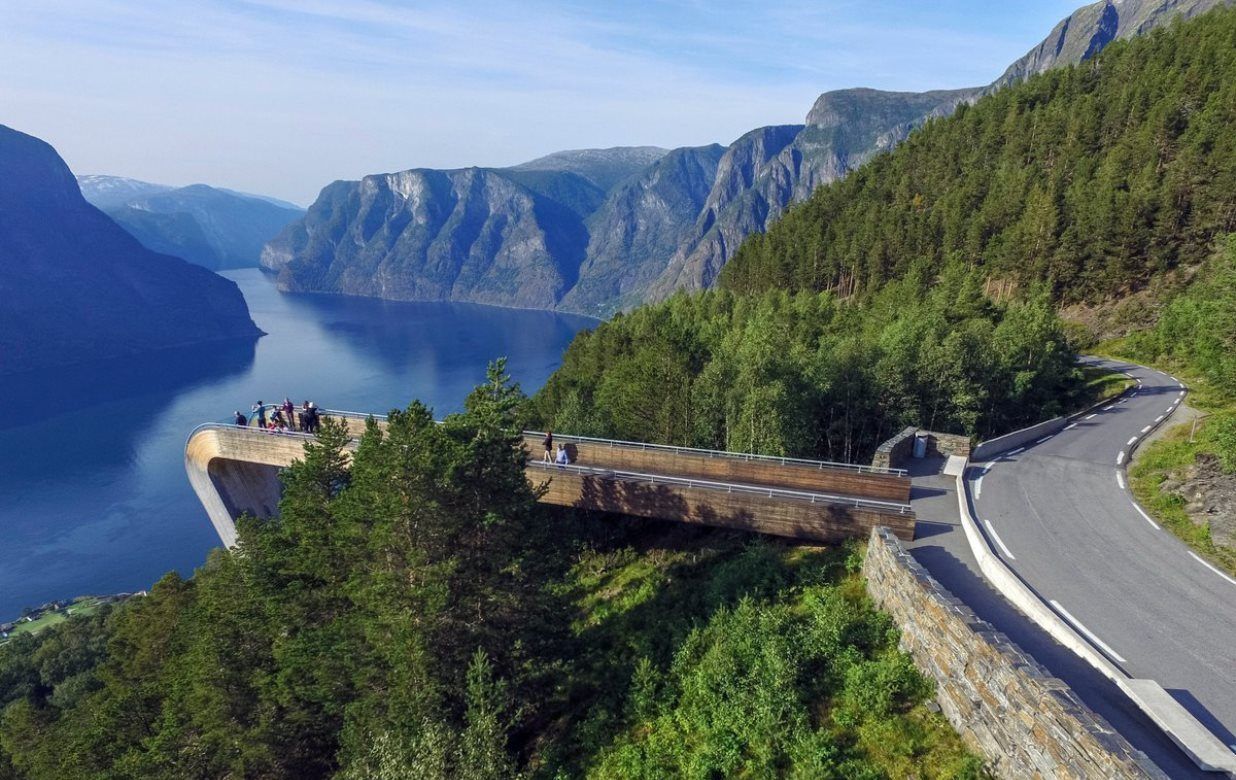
[533,273,1081,461]
[1123,236,1236,401]
[0,413,982,778]
[719,9,1236,304]
[574,545,979,780]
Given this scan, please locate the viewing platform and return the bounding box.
[186,409,915,548]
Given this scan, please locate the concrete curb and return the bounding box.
[970,362,1138,462]
[955,446,1236,773]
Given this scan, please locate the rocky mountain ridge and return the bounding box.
[265,0,1230,316]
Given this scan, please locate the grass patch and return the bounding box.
[1076,365,1135,411]
[1097,337,1236,577]
[1128,417,1236,578]
[2,598,106,644]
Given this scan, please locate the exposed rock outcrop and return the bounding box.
[991,0,1231,90]
[1160,453,1236,549]
[262,167,590,309]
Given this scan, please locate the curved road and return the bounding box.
[970,358,1236,754]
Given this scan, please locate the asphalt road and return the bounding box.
[970,358,1236,754]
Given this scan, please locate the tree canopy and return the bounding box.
[720,8,1236,304]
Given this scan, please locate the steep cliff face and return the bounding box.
[991,0,1232,89]
[558,145,726,316]
[0,126,261,375]
[262,167,590,308]
[79,177,304,270]
[266,0,1231,315]
[643,89,979,301]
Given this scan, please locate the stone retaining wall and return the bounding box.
[926,431,972,459]
[872,426,918,470]
[863,527,1164,779]
[872,427,972,469]
[971,417,1067,462]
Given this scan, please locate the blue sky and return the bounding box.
[0,0,1083,204]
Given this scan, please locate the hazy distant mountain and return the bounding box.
[267,0,1227,316]
[509,146,669,191]
[74,175,172,209]
[0,126,260,375]
[79,176,303,270]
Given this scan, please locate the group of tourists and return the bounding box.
[232,398,322,434]
[541,431,571,466]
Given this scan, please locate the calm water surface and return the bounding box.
[0,270,596,617]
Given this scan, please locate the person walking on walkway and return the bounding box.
[282,398,296,431]
[542,431,554,463]
[252,401,267,429]
[233,411,247,427]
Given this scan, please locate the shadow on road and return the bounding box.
[911,544,1209,779]
[1167,689,1236,751]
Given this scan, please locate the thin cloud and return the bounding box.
[1,0,1083,203]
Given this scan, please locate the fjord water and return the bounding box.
[0,270,596,617]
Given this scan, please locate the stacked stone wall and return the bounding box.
[872,426,918,470]
[925,431,972,458]
[863,527,1163,779]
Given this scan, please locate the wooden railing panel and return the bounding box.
[521,435,911,502]
[531,468,914,543]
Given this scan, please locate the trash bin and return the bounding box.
[912,434,928,459]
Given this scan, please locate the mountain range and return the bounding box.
[78,176,304,271]
[0,127,261,375]
[263,0,1232,317]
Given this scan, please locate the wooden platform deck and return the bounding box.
[187,414,915,548]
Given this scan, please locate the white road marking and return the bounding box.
[1085,414,1098,420]
[1141,426,1151,434]
[1165,407,1174,414]
[1117,472,1126,490]
[1035,436,1052,444]
[1133,503,1160,530]
[975,476,983,499]
[1155,415,1164,423]
[1117,452,1125,465]
[985,519,1016,560]
[1007,447,1024,456]
[1064,423,1077,431]
[1187,552,1236,587]
[1127,437,1138,446]
[1104,405,1116,411]
[1050,600,1128,663]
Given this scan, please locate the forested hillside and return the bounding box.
[0,366,978,778]
[533,270,1080,463]
[720,8,1236,303]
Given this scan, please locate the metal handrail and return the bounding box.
[188,423,911,515]
[522,430,906,477]
[223,407,905,477]
[526,461,911,514]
